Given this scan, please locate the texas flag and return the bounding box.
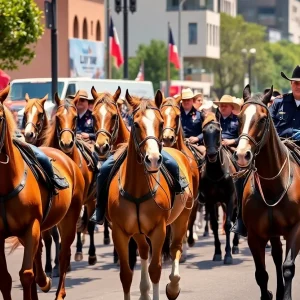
[109,16,124,68]
[169,26,180,69]
[135,61,144,81]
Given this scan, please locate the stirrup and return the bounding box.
[230,219,247,238]
[89,210,104,226]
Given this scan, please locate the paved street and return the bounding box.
[6,226,300,300]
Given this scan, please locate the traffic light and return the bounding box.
[129,0,136,13]
[115,0,122,13]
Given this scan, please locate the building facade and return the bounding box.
[238,0,300,44]
[6,0,105,80]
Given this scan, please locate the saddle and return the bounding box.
[282,139,300,165]
[75,139,98,173]
[185,143,205,169]
[106,147,176,206]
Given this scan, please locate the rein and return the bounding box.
[0,116,9,164]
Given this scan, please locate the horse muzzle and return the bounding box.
[233,149,253,168]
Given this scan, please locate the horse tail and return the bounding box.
[162,225,172,261]
[6,237,22,254]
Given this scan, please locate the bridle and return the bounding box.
[0,106,10,164]
[94,100,119,145]
[160,103,181,142]
[56,103,78,142]
[24,102,45,137]
[202,120,223,156]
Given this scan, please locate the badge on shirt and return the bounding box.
[278,112,286,114]
[86,119,92,125]
[191,112,197,122]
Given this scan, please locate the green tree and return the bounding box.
[205,13,274,98]
[112,40,178,91]
[0,0,44,70]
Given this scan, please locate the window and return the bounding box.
[96,21,101,41]
[91,21,93,36]
[83,18,88,39]
[66,84,76,98]
[188,23,197,44]
[73,16,79,38]
[167,0,179,10]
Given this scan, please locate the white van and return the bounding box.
[6,78,154,128]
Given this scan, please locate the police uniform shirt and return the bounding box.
[77,109,95,140]
[269,93,300,140]
[180,106,203,142]
[220,114,239,145]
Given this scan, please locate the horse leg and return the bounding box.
[19,219,41,300]
[210,205,222,261]
[43,229,53,278]
[269,237,284,300]
[221,203,226,235]
[112,225,133,300]
[87,221,97,265]
[104,218,111,245]
[224,201,233,265]
[129,238,138,271]
[0,237,12,300]
[203,204,209,237]
[133,234,151,300]
[248,232,272,300]
[74,231,83,262]
[232,233,240,254]
[113,247,119,264]
[187,200,198,247]
[148,224,166,300]
[283,222,300,300]
[52,226,60,277]
[34,237,52,293]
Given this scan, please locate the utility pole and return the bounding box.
[106,0,111,79]
[44,0,58,104]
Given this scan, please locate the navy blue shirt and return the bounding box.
[220,114,239,145]
[180,106,203,142]
[269,93,300,140]
[77,109,95,140]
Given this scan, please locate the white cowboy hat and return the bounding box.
[214,95,241,115]
[181,88,194,100]
[199,99,217,111]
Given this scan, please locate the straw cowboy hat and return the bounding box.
[233,97,244,107]
[281,65,300,82]
[68,90,94,101]
[214,95,241,114]
[199,99,217,111]
[181,88,194,100]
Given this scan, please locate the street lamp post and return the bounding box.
[178,0,186,81]
[241,48,256,88]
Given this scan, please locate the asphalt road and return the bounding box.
[6,226,300,300]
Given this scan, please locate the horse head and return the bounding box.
[233,85,273,168]
[160,93,181,147]
[24,94,48,144]
[126,89,164,173]
[54,93,78,154]
[202,112,222,163]
[91,86,121,158]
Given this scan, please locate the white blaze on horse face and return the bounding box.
[25,105,38,135]
[142,109,160,155]
[165,107,172,128]
[99,104,108,129]
[237,104,257,152]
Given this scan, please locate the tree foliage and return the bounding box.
[112,40,178,91]
[0,0,44,70]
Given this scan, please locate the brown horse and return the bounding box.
[0,85,84,300]
[160,96,200,253]
[23,95,61,277]
[42,93,98,265]
[233,85,300,300]
[104,90,193,300]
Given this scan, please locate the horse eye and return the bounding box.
[259,117,267,123]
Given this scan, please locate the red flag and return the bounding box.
[169,26,180,69]
[135,61,144,81]
[109,17,124,68]
[0,70,10,90]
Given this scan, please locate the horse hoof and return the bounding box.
[224,256,233,265]
[74,252,83,262]
[188,240,195,247]
[52,267,60,278]
[40,277,52,293]
[213,254,222,261]
[88,255,97,265]
[166,284,181,300]
[261,291,273,300]
[232,246,239,255]
[203,231,209,237]
[104,237,111,245]
[265,243,271,249]
[45,271,52,279]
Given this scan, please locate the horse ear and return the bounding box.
[25,93,30,102]
[72,91,80,106]
[39,94,48,107]
[175,95,182,105]
[243,84,251,102]
[125,89,139,109]
[54,93,61,107]
[154,90,164,108]
[113,86,121,103]
[91,86,98,100]
[0,84,10,103]
[262,85,273,106]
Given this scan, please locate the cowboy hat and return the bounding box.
[233,97,244,107]
[181,88,194,100]
[281,65,300,82]
[199,99,217,111]
[68,90,94,101]
[214,95,241,114]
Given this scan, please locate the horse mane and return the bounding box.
[138,98,155,112]
[94,93,119,112]
[202,112,217,128]
[3,105,17,137]
[244,93,265,106]
[163,97,178,107]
